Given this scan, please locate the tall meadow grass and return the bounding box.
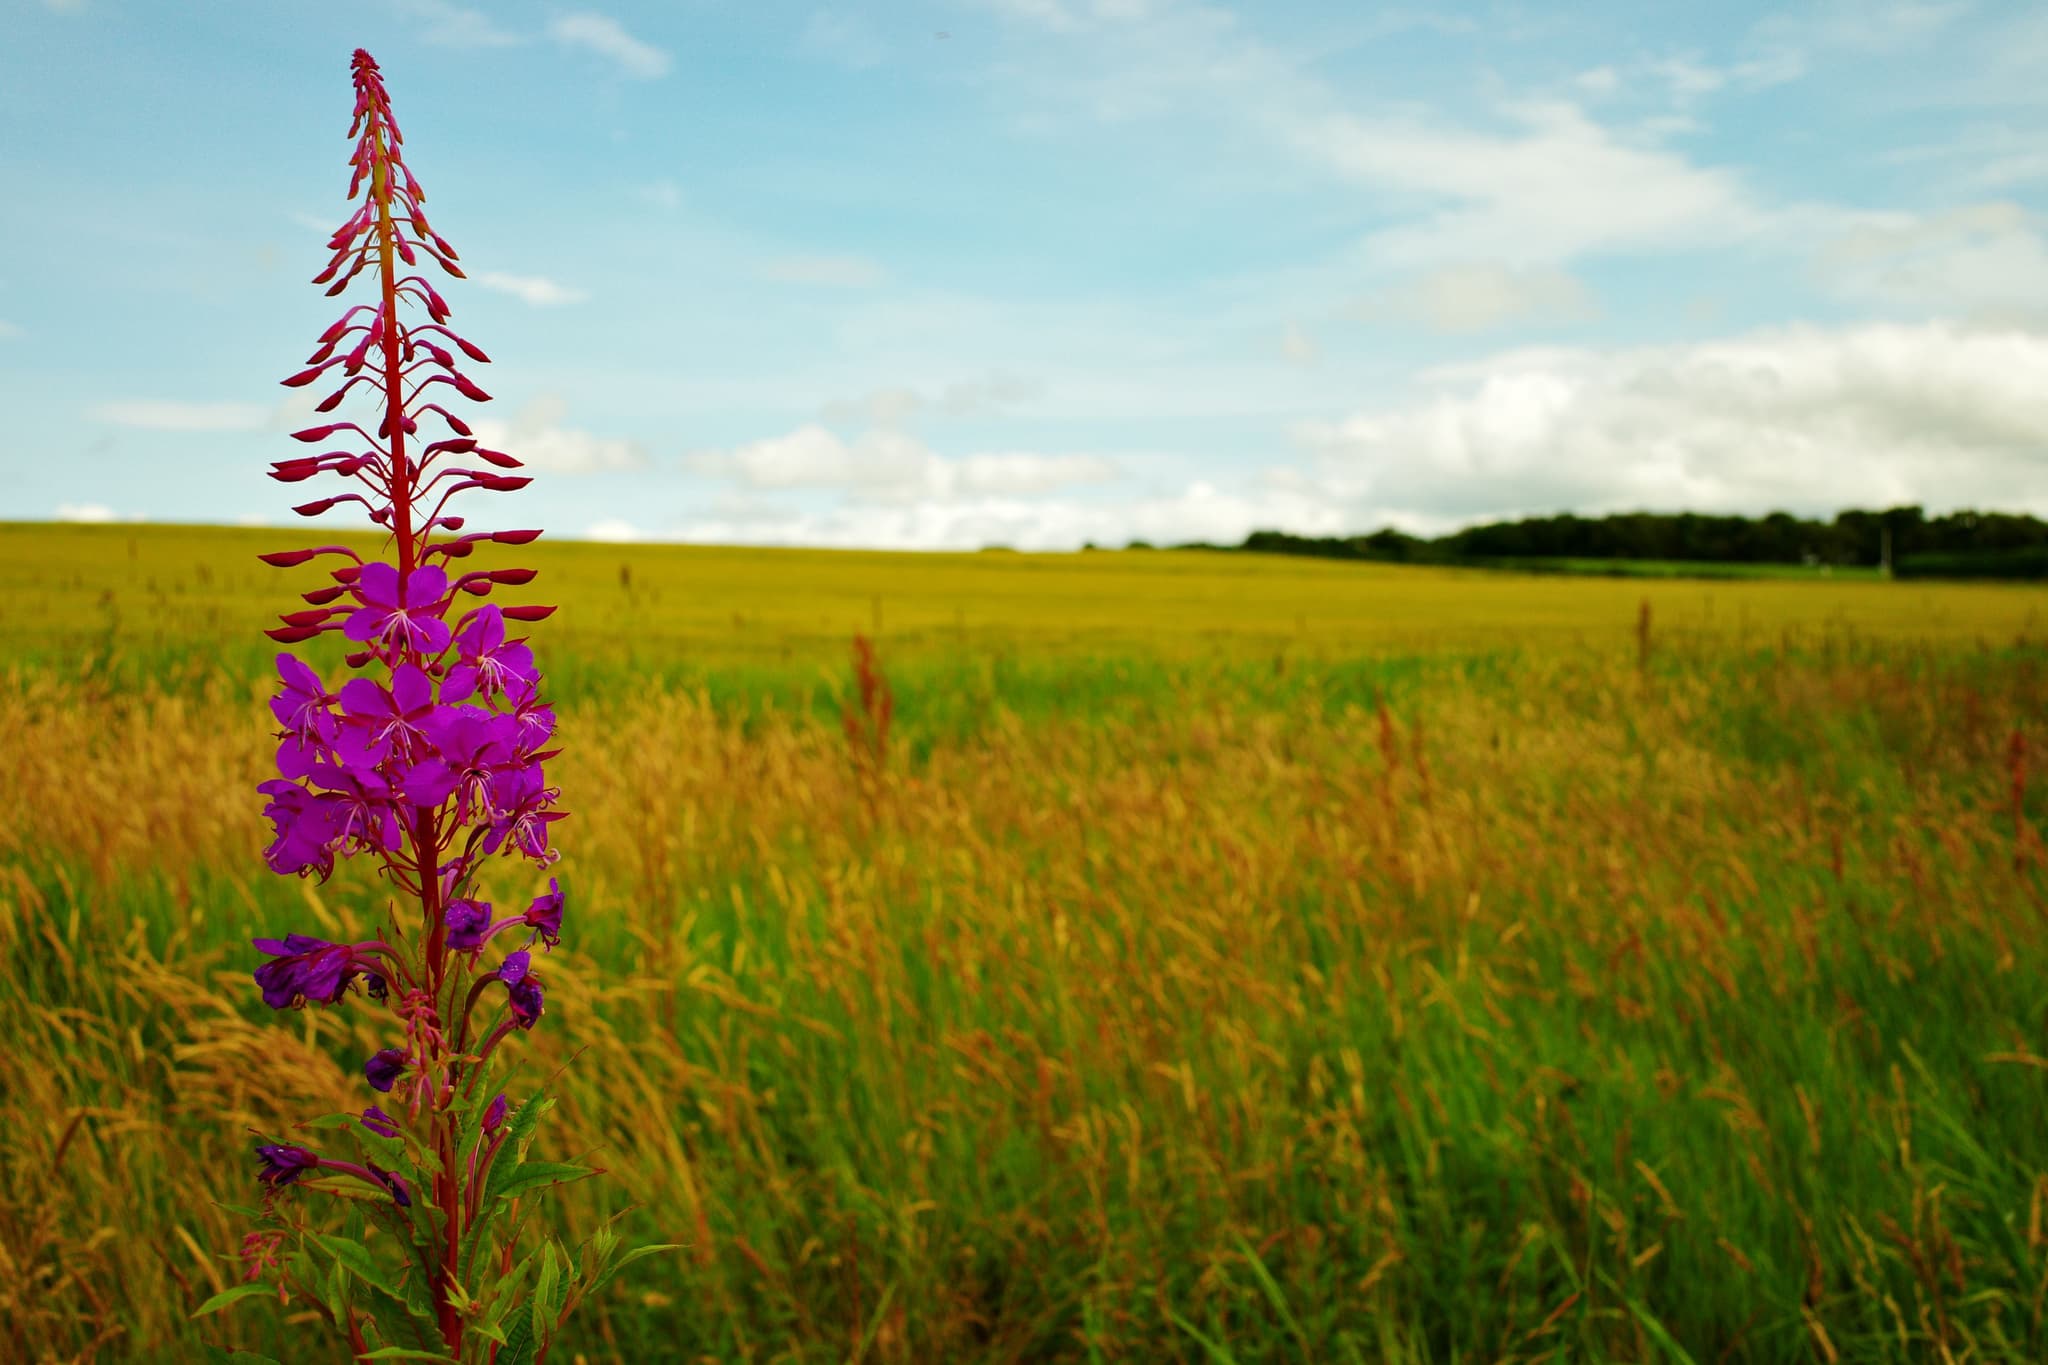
[3,526,2046,1361]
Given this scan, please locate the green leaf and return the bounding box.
[532,1239,561,1347]
[203,1349,285,1365]
[354,1350,460,1362]
[191,1283,276,1318]
[586,1243,686,1299]
[210,1201,266,1220]
[486,1159,592,1205]
[310,1232,407,1304]
[497,1311,537,1365]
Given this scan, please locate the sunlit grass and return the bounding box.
[3,522,2046,1362]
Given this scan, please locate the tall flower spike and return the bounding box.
[257,49,553,638]
[221,51,654,1365]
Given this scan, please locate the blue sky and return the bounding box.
[4,0,2046,548]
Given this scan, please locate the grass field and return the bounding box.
[4,522,2047,1362]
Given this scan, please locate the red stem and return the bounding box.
[371,99,461,1361]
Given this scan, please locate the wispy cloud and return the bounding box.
[90,400,269,432]
[635,179,683,210]
[55,502,144,523]
[392,0,522,48]
[0,320,21,339]
[800,11,886,69]
[1357,263,1599,334]
[759,254,887,288]
[1280,322,1318,365]
[583,518,644,542]
[474,272,588,306]
[817,374,1044,427]
[688,423,1117,502]
[548,12,671,79]
[467,395,648,474]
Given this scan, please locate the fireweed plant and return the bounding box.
[198,50,673,1362]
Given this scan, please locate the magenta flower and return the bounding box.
[256,778,341,879]
[271,653,338,741]
[483,765,565,863]
[334,662,437,765]
[342,561,451,655]
[404,706,519,821]
[230,51,640,1360]
[443,604,538,702]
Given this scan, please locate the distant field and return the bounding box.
[4,521,2047,1363]
[1,521,2035,694]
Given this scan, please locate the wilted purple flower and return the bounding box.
[444,898,492,952]
[507,976,544,1030]
[523,878,564,949]
[253,934,374,1009]
[443,605,538,702]
[343,561,451,655]
[256,1144,320,1188]
[364,1047,407,1093]
[361,1106,399,1139]
[368,1161,412,1207]
[482,1094,508,1133]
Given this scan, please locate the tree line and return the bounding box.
[1149,506,2048,576]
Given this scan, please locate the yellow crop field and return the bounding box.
[3,521,2046,1363]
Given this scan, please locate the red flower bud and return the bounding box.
[501,604,556,622]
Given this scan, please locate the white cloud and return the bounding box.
[91,400,269,432]
[1817,203,2048,323]
[1294,321,2048,525]
[548,12,671,79]
[687,424,1117,502]
[467,396,648,474]
[1286,100,1767,268]
[760,254,887,288]
[475,271,588,306]
[583,518,643,541]
[393,0,521,47]
[1358,263,1599,334]
[55,502,115,522]
[1281,322,1318,365]
[0,320,20,338]
[672,479,1341,551]
[800,11,886,68]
